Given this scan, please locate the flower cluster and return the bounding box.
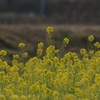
[0,27,100,100]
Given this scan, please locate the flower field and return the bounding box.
[0,26,100,100]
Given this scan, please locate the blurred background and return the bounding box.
[0,0,100,24]
[0,0,100,63]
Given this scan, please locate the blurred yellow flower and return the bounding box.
[20,95,27,100]
[63,38,69,45]
[54,49,60,54]
[46,26,54,34]
[13,54,19,59]
[88,35,94,42]
[10,95,19,100]
[53,91,59,98]
[63,94,76,100]
[93,42,100,49]
[0,94,6,100]
[18,43,25,48]
[0,50,7,56]
[0,71,5,76]
[38,42,44,48]
[37,48,43,56]
[80,48,86,55]
[23,52,28,58]
[75,88,84,97]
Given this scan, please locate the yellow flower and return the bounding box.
[0,50,7,56]
[0,71,5,76]
[64,53,71,60]
[12,59,18,66]
[54,49,60,54]
[89,50,94,55]
[18,82,27,91]
[30,57,38,63]
[63,38,69,45]
[18,43,25,48]
[23,52,28,58]
[29,84,36,93]
[95,50,100,56]
[80,48,86,55]
[53,91,59,98]
[35,85,41,92]
[46,26,54,34]
[63,94,76,100]
[47,59,53,66]
[54,79,60,87]
[11,65,19,72]
[69,87,75,93]
[3,88,13,96]
[37,48,43,56]
[88,35,94,42]
[38,42,44,48]
[42,92,48,99]
[13,54,19,59]
[46,70,53,77]
[10,95,19,100]
[46,45,55,56]
[20,95,27,100]
[75,88,84,97]
[93,42,100,49]
[61,76,68,84]
[95,74,100,85]
[53,57,59,64]
[87,69,95,77]
[0,94,6,100]
[81,78,89,85]
[75,82,81,87]
[89,84,96,92]
[28,94,36,100]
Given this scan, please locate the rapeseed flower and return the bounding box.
[0,71,5,76]
[63,94,76,100]
[88,35,94,42]
[53,91,59,98]
[18,43,25,49]
[53,56,59,64]
[0,27,100,100]
[38,42,44,48]
[54,49,60,54]
[75,88,84,97]
[93,42,100,49]
[13,54,19,59]
[10,95,19,100]
[63,38,69,45]
[37,48,43,56]
[37,43,44,56]
[89,84,96,93]
[95,74,100,85]
[0,50,7,56]
[0,94,6,100]
[20,95,27,100]
[80,48,86,55]
[23,52,28,58]
[46,26,54,34]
